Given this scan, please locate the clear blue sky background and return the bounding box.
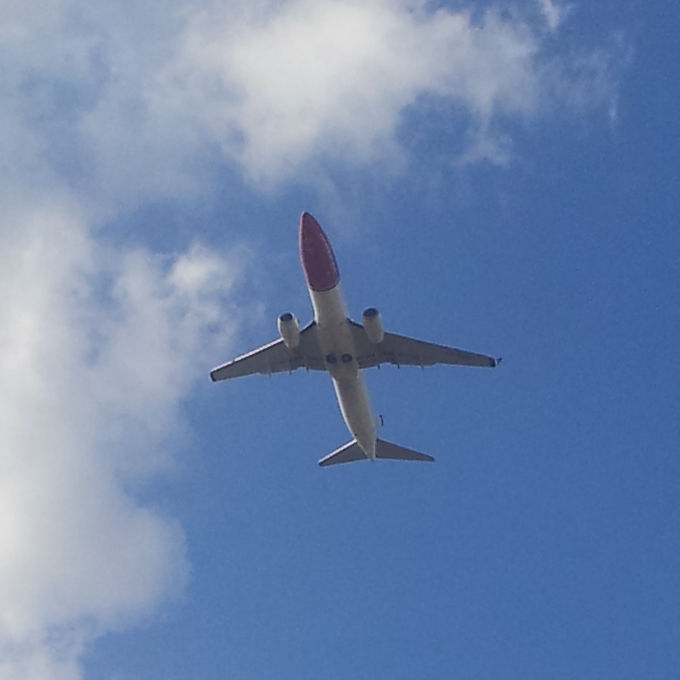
[1,2,678,679]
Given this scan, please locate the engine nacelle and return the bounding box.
[362,307,384,344]
[277,312,300,349]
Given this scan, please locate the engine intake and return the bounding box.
[362,307,384,344]
[278,312,300,349]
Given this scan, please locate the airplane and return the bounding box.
[210,212,501,467]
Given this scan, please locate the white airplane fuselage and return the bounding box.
[309,284,378,459]
[211,211,498,466]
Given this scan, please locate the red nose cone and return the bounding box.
[299,212,340,292]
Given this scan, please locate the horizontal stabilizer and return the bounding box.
[318,441,367,467]
[376,439,434,463]
[318,438,434,467]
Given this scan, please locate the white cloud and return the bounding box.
[0,3,246,675]
[168,0,542,181]
[537,0,568,32]
[1,0,623,199]
[0,195,242,677]
[155,0,618,183]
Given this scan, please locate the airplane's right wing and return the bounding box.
[210,321,325,381]
[349,321,500,370]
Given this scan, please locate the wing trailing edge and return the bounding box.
[210,321,324,381]
[347,319,499,369]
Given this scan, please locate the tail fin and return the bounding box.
[318,438,434,467]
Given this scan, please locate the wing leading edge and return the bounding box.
[210,318,499,381]
[210,321,325,381]
[348,320,500,370]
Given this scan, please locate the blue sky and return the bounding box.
[0,1,678,679]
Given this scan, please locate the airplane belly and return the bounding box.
[310,284,377,457]
[332,374,376,458]
[310,286,349,330]
[311,285,359,379]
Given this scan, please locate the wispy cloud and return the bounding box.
[538,0,569,32]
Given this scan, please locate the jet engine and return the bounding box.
[362,307,384,344]
[277,312,300,349]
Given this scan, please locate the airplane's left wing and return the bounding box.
[349,321,500,370]
[210,321,325,381]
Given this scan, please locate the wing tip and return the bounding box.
[493,357,503,367]
[209,365,226,382]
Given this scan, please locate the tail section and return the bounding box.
[318,441,367,467]
[375,439,434,463]
[318,438,434,467]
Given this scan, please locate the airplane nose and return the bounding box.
[299,212,340,292]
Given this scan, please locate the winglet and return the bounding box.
[494,357,503,367]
